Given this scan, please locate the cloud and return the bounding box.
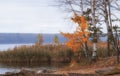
[0,0,73,33]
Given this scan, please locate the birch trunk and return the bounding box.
[91,0,97,61]
[80,0,89,57]
[104,0,111,57]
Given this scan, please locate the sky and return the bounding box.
[0,0,76,34]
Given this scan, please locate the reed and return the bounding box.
[0,43,116,65]
[0,44,73,65]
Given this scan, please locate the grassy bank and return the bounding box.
[0,42,117,65]
[0,45,73,65]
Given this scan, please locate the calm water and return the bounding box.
[0,44,66,74]
[0,43,34,51]
[0,67,20,74]
[0,64,61,74]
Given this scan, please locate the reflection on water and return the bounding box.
[0,63,21,74]
[0,62,68,74]
[0,68,20,74]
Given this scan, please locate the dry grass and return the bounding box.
[0,45,73,64]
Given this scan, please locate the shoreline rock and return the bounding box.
[4,67,120,76]
[2,68,57,76]
[95,67,120,75]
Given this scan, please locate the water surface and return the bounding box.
[0,43,33,51]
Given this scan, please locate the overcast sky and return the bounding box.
[0,0,76,34]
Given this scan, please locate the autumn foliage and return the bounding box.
[62,14,90,52]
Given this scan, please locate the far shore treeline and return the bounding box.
[0,33,108,44]
[0,33,67,44]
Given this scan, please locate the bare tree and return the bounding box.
[100,0,120,63]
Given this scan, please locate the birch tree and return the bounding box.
[91,0,98,61]
[55,0,101,60]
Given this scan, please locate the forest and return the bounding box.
[56,0,120,63]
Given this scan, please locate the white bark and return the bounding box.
[92,43,97,57]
